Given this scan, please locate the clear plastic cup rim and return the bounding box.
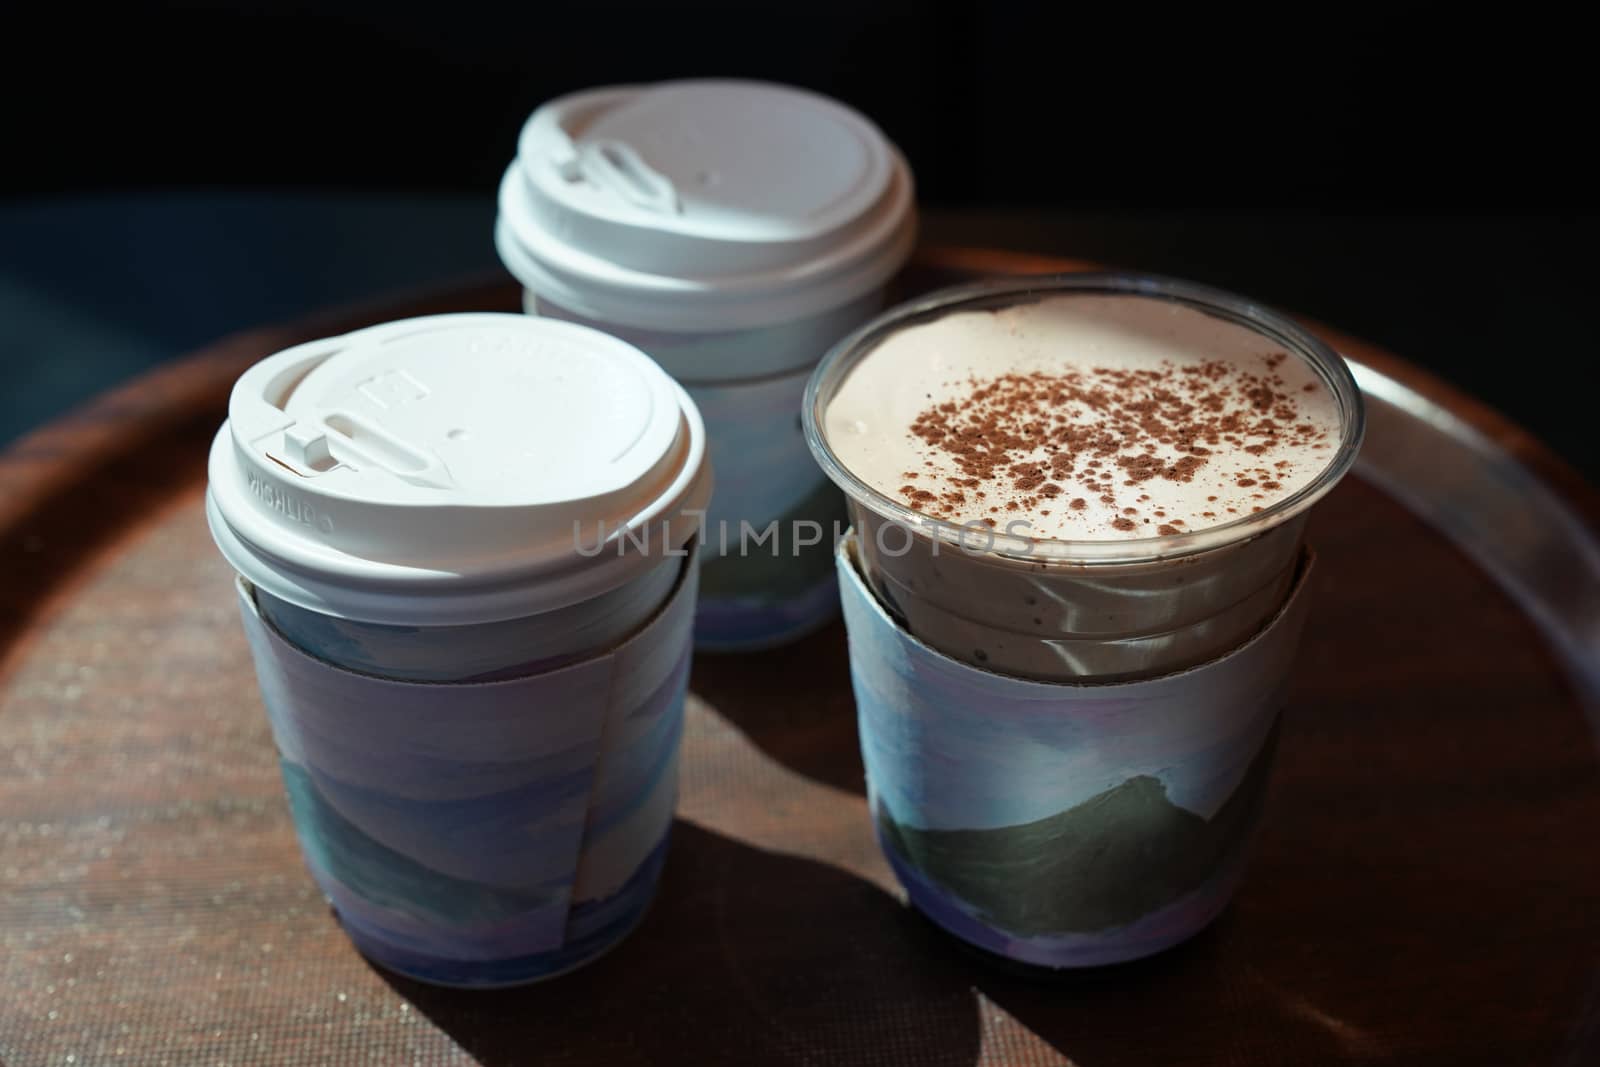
[802,272,1366,566]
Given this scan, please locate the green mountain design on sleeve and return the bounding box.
[877,719,1280,936]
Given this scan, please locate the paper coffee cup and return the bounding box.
[206,313,712,985]
[804,275,1365,681]
[495,79,916,650]
[836,532,1315,967]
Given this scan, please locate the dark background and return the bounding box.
[5,4,1596,474]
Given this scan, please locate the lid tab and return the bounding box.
[578,139,681,216]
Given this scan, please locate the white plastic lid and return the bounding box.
[495,79,917,332]
[206,313,712,625]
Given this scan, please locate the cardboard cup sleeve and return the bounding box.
[235,556,699,987]
[836,532,1316,968]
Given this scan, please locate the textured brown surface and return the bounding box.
[3,251,1599,1066]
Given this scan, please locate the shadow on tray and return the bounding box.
[688,621,866,796]
[377,819,981,1066]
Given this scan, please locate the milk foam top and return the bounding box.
[823,291,1346,541]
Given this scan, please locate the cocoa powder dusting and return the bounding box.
[898,349,1325,535]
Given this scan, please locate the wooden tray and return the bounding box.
[3,249,1597,1067]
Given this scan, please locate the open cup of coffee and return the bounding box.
[206,313,711,986]
[495,79,916,650]
[805,275,1363,966]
